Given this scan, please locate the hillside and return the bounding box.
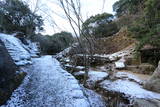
[95,28,135,54]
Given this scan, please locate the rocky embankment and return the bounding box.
[56,43,160,107]
[0,39,20,105]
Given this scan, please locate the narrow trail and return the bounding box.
[2,56,90,107]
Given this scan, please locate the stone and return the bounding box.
[72,54,111,66]
[126,63,155,75]
[133,99,160,107]
[139,63,155,75]
[144,61,160,93]
[115,58,126,69]
[0,40,19,105]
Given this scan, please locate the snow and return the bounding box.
[0,33,31,66]
[88,71,108,81]
[115,61,125,69]
[100,79,160,99]
[115,72,142,84]
[93,46,133,62]
[74,71,86,76]
[76,66,85,70]
[88,22,98,28]
[0,33,39,66]
[55,47,72,58]
[1,56,91,107]
[82,87,107,107]
[23,40,40,57]
[114,57,126,69]
[87,71,108,87]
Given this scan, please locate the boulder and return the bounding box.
[126,63,155,75]
[138,63,155,75]
[0,40,25,105]
[144,61,160,93]
[133,99,160,107]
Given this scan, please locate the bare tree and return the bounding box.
[59,0,97,84]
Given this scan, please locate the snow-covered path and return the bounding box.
[2,56,90,107]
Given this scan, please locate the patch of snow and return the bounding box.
[76,66,85,70]
[115,61,125,69]
[24,40,40,57]
[88,22,98,28]
[55,44,75,58]
[93,47,133,62]
[63,57,70,63]
[115,72,142,84]
[74,71,85,76]
[109,50,130,61]
[65,63,72,67]
[88,71,108,81]
[87,71,108,87]
[0,33,31,66]
[100,66,107,72]
[100,79,160,99]
[82,87,107,107]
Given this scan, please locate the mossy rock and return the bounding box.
[144,63,160,93]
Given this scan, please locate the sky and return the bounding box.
[27,0,119,35]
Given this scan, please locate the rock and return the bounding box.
[115,72,142,84]
[86,71,108,88]
[65,64,85,72]
[0,40,25,105]
[73,71,86,80]
[133,99,160,107]
[144,61,160,93]
[115,58,126,69]
[72,54,111,66]
[138,63,155,75]
[115,61,125,69]
[100,78,160,107]
[126,63,155,75]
